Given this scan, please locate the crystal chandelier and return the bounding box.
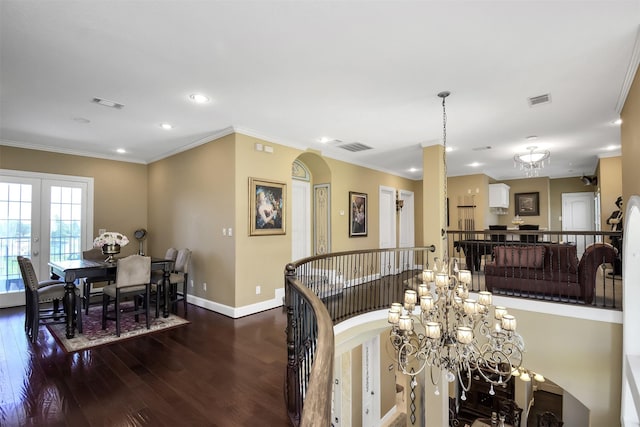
[514,146,551,177]
[387,91,525,398]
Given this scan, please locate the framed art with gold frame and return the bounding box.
[249,178,286,236]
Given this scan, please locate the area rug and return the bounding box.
[47,304,189,353]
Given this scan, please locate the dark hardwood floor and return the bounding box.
[0,304,290,427]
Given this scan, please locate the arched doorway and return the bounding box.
[291,153,332,260]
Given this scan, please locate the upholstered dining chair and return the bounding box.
[153,248,191,317]
[101,254,151,337]
[17,256,82,343]
[81,247,115,314]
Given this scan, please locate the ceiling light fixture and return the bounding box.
[514,146,551,177]
[116,148,126,154]
[189,93,210,104]
[92,97,125,109]
[387,91,525,398]
[160,123,173,130]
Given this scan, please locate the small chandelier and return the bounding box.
[514,146,550,177]
[387,91,525,398]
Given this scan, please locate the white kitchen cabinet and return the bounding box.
[489,183,510,208]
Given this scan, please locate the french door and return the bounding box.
[0,170,93,308]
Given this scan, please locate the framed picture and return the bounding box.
[349,191,367,237]
[515,192,540,216]
[249,178,286,236]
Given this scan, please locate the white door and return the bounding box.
[379,186,396,276]
[0,170,93,308]
[562,192,595,257]
[398,190,415,271]
[292,179,311,262]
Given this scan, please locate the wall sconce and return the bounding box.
[396,190,404,212]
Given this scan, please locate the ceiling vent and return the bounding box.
[92,97,125,109]
[527,93,551,107]
[338,142,373,152]
[472,146,492,151]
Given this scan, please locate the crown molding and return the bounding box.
[616,25,640,114]
[0,139,147,164]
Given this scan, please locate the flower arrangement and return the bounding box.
[93,231,129,248]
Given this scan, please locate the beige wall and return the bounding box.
[0,146,148,258]
[147,134,236,306]
[448,174,491,231]
[598,156,623,232]
[512,308,623,427]
[494,176,551,229]
[622,68,640,202]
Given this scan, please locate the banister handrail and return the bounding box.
[285,264,334,427]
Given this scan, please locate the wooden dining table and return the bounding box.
[49,257,174,338]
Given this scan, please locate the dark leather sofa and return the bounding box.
[485,242,617,304]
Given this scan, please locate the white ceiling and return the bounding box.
[1,1,639,180]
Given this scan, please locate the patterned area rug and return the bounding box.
[47,303,189,353]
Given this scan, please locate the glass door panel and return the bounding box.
[0,177,40,307]
[0,171,93,308]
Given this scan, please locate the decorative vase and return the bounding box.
[101,243,121,263]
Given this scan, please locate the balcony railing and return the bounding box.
[283,231,623,425]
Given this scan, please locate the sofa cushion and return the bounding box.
[494,245,545,269]
[548,244,578,274]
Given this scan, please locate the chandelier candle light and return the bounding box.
[514,146,551,177]
[388,91,525,398]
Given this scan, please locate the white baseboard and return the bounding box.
[187,287,285,319]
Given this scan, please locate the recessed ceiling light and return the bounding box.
[116,148,126,154]
[469,162,481,167]
[160,123,173,130]
[317,137,332,143]
[446,146,453,152]
[612,118,622,125]
[189,93,210,104]
[606,144,621,151]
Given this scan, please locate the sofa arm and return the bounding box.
[578,243,618,303]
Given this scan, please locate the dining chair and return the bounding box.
[519,224,540,243]
[101,254,151,337]
[153,248,191,317]
[17,256,82,343]
[81,247,115,314]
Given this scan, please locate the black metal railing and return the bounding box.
[284,246,436,426]
[447,229,623,308]
[283,233,623,425]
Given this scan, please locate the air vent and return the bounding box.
[527,93,551,107]
[92,97,125,109]
[338,142,373,152]
[472,146,492,151]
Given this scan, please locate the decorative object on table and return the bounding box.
[134,228,147,255]
[387,91,525,399]
[249,177,286,236]
[93,231,129,262]
[513,146,550,177]
[349,191,368,237]
[511,215,524,226]
[514,192,540,216]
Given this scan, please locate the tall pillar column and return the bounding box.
[422,144,447,261]
[421,143,449,427]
